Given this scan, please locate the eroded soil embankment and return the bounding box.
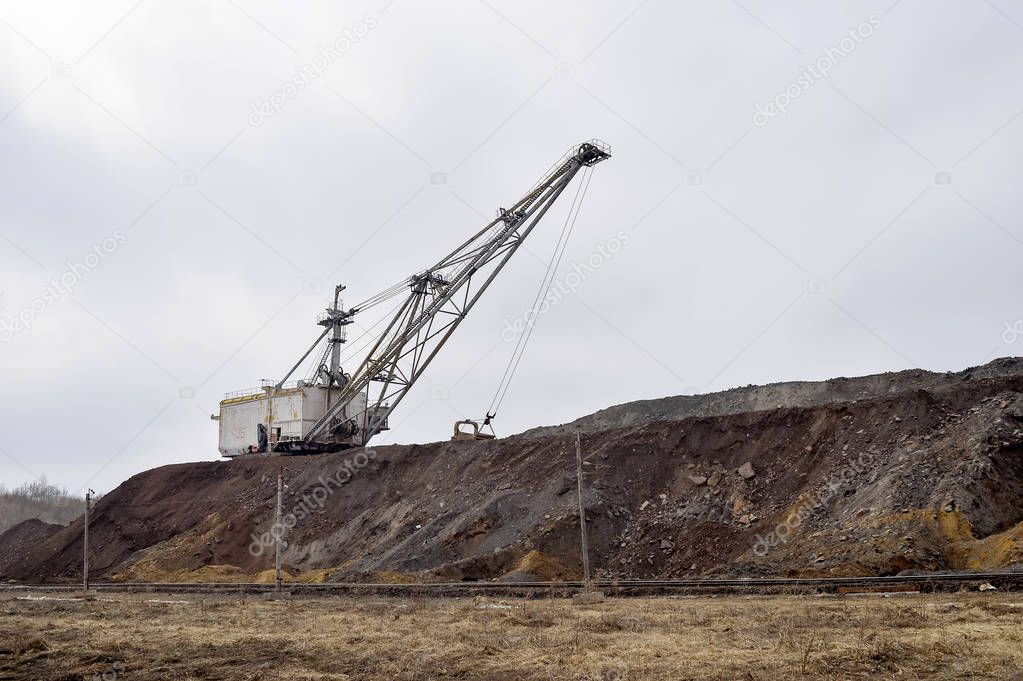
[4,359,1023,582]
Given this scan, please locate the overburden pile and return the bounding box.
[3,358,1023,583]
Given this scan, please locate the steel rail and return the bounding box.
[2,572,1019,595]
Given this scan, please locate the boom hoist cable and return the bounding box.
[482,166,595,434]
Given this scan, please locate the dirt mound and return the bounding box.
[524,357,1023,438]
[0,519,64,577]
[5,358,1023,583]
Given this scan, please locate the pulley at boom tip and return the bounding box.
[574,140,612,166]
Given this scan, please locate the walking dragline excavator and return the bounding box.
[215,140,611,457]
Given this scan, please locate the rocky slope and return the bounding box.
[3,358,1023,583]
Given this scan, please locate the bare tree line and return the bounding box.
[0,477,90,534]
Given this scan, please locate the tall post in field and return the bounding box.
[575,433,591,589]
[83,489,93,591]
[275,469,283,592]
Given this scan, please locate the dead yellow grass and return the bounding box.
[1,591,1021,679]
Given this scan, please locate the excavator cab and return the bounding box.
[452,420,495,441]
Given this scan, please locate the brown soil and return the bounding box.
[0,520,62,577]
[3,357,1023,583]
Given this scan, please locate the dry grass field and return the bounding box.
[1,590,1022,680]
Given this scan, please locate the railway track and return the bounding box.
[2,572,1020,597]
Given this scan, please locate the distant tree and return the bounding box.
[0,476,90,534]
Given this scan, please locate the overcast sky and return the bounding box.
[2,0,1022,494]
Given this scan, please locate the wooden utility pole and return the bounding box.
[275,469,283,592]
[575,433,591,589]
[83,489,93,591]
